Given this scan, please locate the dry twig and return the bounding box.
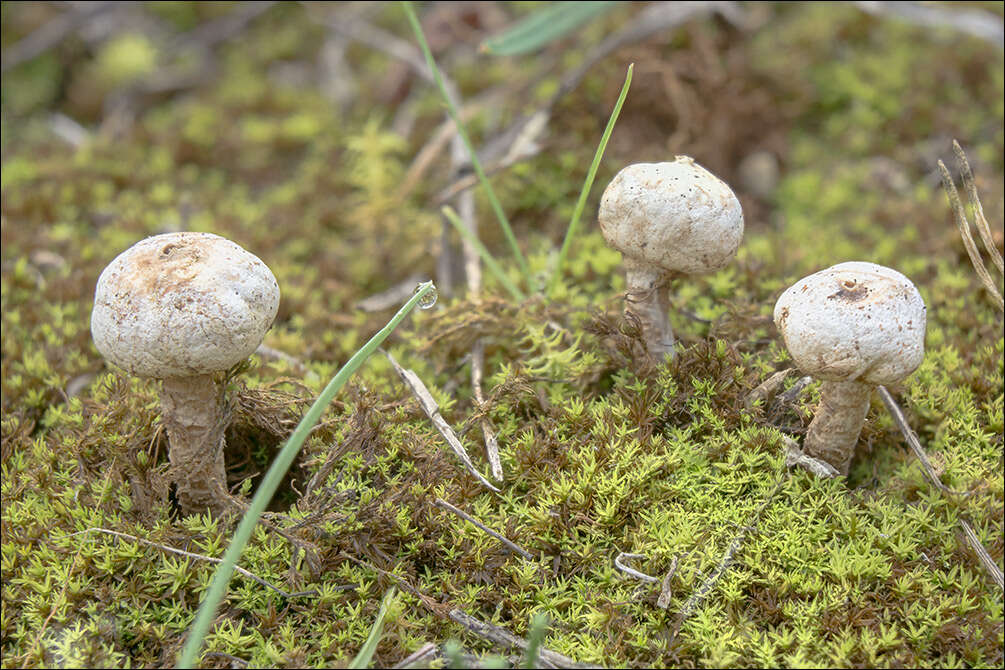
[67,527,317,599]
[783,436,839,478]
[448,609,599,669]
[613,552,660,583]
[671,480,782,638]
[384,351,500,492]
[434,498,533,560]
[393,643,439,669]
[656,556,680,610]
[877,386,1003,592]
[744,368,792,410]
[959,520,1005,591]
[2,2,116,73]
[877,386,973,497]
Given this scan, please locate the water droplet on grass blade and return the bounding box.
[414,282,438,309]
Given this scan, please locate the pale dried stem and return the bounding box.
[672,480,782,639]
[613,552,659,583]
[804,379,872,476]
[67,527,315,598]
[876,387,1002,591]
[160,374,229,514]
[448,610,598,669]
[877,386,971,496]
[953,141,1004,278]
[434,498,532,560]
[624,260,674,358]
[938,158,1005,312]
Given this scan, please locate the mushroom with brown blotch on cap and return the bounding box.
[773,261,926,476]
[598,156,744,358]
[91,232,280,514]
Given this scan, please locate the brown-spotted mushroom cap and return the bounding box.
[598,156,744,275]
[773,262,926,385]
[91,232,280,377]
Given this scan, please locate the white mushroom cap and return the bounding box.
[598,156,744,275]
[773,262,926,385]
[91,232,280,378]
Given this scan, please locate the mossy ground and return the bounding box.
[2,3,1003,668]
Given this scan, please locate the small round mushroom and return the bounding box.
[598,156,744,357]
[773,262,926,475]
[91,232,280,514]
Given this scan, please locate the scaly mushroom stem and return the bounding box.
[160,375,229,514]
[624,258,674,358]
[804,380,872,476]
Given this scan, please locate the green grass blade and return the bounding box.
[481,1,618,56]
[401,1,534,291]
[348,587,397,669]
[177,282,436,669]
[550,63,633,294]
[442,205,526,302]
[520,613,550,669]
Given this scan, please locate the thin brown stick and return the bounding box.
[656,556,680,610]
[434,498,532,560]
[877,386,972,497]
[342,554,446,616]
[448,609,599,669]
[67,527,317,598]
[472,340,503,481]
[959,520,1005,591]
[854,1,1004,48]
[877,386,1003,592]
[744,368,792,410]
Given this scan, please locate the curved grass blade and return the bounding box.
[177,282,436,668]
[520,613,550,669]
[482,1,618,56]
[401,1,534,291]
[550,63,633,294]
[348,587,397,669]
[442,205,526,302]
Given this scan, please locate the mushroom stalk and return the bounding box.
[160,375,229,513]
[804,380,872,476]
[624,259,674,357]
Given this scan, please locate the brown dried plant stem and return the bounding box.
[877,386,1002,591]
[434,498,532,560]
[672,479,782,639]
[448,610,598,669]
[69,527,317,598]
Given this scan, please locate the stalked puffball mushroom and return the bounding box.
[598,156,744,357]
[91,232,280,514]
[773,262,926,475]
